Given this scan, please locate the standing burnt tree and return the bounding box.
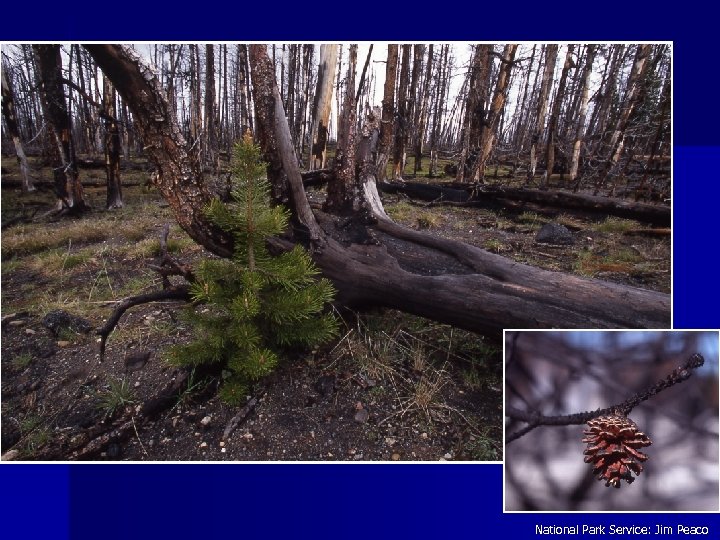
[376,44,398,181]
[1,60,35,193]
[84,44,668,336]
[33,44,88,213]
[307,44,338,170]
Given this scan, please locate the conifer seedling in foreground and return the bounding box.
[168,134,338,404]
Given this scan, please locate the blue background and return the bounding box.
[1,4,718,538]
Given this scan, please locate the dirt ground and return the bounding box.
[0,156,669,461]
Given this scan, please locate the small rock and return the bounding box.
[535,223,575,246]
[421,432,428,439]
[24,328,36,335]
[200,415,212,427]
[314,374,336,397]
[443,452,453,460]
[354,408,369,424]
[124,351,151,373]
[385,437,397,446]
[42,309,92,336]
[8,320,26,327]
[134,381,141,388]
[2,450,21,461]
[219,441,225,447]
[199,442,208,448]
[242,432,253,440]
[221,448,226,453]
[57,341,71,348]
[391,453,401,461]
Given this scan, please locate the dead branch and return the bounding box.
[505,353,705,444]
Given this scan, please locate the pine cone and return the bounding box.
[582,414,651,488]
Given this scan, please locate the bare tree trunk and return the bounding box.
[103,75,123,209]
[325,45,357,213]
[513,44,535,152]
[586,45,624,156]
[234,45,252,137]
[205,44,218,170]
[34,44,88,213]
[472,44,518,181]
[456,45,491,182]
[414,44,432,174]
[637,73,670,198]
[527,44,557,186]
[569,45,596,187]
[543,45,574,188]
[355,44,373,104]
[1,63,35,193]
[189,45,202,162]
[393,44,411,180]
[376,44,398,181]
[428,45,449,177]
[308,44,338,170]
[594,44,652,194]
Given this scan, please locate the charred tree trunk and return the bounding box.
[543,45,574,188]
[87,44,669,338]
[570,45,596,187]
[594,45,653,194]
[414,44,433,174]
[189,45,203,162]
[34,44,88,213]
[457,45,491,182]
[102,75,123,209]
[393,44,411,180]
[376,45,398,182]
[308,44,338,171]
[428,45,449,177]
[513,44,536,153]
[472,44,517,181]
[637,73,670,198]
[325,45,357,213]
[205,44,218,170]
[1,63,35,193]
[527,44,557,186]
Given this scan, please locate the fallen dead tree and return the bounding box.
[380,181,670,226]
[86,45,670,337]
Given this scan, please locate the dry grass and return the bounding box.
[595,216,641,234]
[329,311,500,429]
[2,220,115,258]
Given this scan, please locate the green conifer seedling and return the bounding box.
[168,134,338,404]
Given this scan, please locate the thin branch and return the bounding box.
[506,353,705,444]
[97,285,191,359]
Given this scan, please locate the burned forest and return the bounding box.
[1,43,671,461]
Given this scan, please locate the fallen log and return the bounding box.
[380,181,670,226]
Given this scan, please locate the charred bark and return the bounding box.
[102,75,123,209]
[34,44,88,212]
[376,45,398,181]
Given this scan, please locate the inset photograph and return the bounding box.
[504,330,719,511]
